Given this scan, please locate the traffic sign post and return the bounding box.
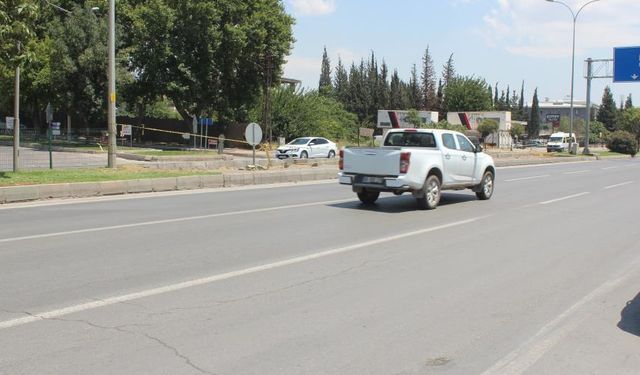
[613,46,640,82]
[244,122,263,166]
[46,102,53,169]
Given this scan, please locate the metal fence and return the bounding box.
[0,128,109,172]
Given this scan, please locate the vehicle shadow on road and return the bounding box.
[618,292,640,337]
[329,193,478,213]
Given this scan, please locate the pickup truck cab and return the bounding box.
[338,128,495,209]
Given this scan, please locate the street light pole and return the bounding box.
[546,0,600,153]
[107,0,117,168]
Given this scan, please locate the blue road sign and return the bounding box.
[614,46,640,83]
[198,117,214,126]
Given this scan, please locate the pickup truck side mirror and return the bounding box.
[475,144,483,153]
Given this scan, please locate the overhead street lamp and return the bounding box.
[545,0,601,153]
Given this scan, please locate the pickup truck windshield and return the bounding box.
[384,132,436,148]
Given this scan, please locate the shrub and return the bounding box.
[606,130,638,156]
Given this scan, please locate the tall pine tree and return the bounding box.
[334,57,349,104]
[518,81,525,121]
[389,69,403,110]
[378,60,390,110]
[409,64,422,109]
[529,88,540,137]
[319,46,332,96]
[625,94,633,109]
[421,46,437,110]
[597,86,617,131]
[442,53,456,88]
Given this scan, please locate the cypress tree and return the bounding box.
[442,53,456,88]
[319,46,332,96]
[390,70,403,110]
[488,85,494,109]
[334,57,349,105]
[494,85,499,109]
[436,79,444,121]
[409,64,422,109]
[421,46,437,110]
[378,61,390,110]
[597,86,618,131]
[625,94,633,109]
[529,88,540,137]
[518,81,525,121]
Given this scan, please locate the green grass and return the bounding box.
[592,150,631,157]
[0,166,219,187]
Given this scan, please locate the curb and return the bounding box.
[0,168,338,204]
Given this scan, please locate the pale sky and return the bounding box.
[283,0,640,106]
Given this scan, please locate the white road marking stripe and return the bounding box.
[0,198,352,244]
[602,166,619,170]
[539,192,589,205]
[0,215,490,330]
[562,170,589,175]
[481,253,640,375]
[604,181,634,190]
[505,175,550,182]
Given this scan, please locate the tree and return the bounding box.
[477,118,499,145]
[377,60,389,109]
[441,53,455,88]
[619,107,640,152]
[510,122,525,140]
[529,88,540,137]
[318,46,332,96]
[127,0,294,126]
[597,86,618,132]
[333,57,349,104]
[251,86,357,141]
[625,94,633,109]
[517,81,525,121]
[408,64,421,110]
[48,6,109,129]
[606,130,637,156]
[443,76,492,112]
[421,46,437,110]
[389,69,403,110]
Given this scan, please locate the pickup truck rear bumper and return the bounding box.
[338,172,411,192]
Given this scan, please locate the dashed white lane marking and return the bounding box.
[0,215,490,330]
[505,175,550,182]
[563,170,589,175]
[481,252,640,375]
[602,166,619,170]
[604,181,634,190]
[0,198,352,244]
[539,192,590,205]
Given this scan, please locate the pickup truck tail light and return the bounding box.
[399,152,411,174]
[339,149,344,170]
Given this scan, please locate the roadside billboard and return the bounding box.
[377,110,438,128]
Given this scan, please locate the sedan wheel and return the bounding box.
[328,150,336,158]
[300,151,308,159]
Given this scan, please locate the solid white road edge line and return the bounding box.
[604,181,634,189]
[539,192,589,205]
[0,215,490,330]
[562,170,589,175]
[481,250,640,375]
[0,198,352,244]
[504,175,550,182]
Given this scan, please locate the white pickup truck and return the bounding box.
[338,128,495,209]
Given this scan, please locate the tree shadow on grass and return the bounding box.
[0,172,8,179]
[618,292,640,337]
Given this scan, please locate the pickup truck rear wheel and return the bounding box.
[416,175,440,210]
[357,190,380,205]
[475,170,494,200]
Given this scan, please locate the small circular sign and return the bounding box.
[244,122,263,146]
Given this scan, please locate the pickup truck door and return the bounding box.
[440,133,460,185]
[455,134,478,183]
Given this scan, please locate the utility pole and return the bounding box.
[13,42,21,172]
[583,58,593,154]
[107,0,117,168]
[262,52,273,144]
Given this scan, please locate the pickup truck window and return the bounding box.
[442,133,457,150]
[384,133,436,148]
[456,134,475,152]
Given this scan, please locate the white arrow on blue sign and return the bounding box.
[614,46,640,83]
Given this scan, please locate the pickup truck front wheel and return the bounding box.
[416,175,440,210]
[475,171,494,200]
[357,190,380,205]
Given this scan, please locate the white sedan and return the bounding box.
[275,137,337,159]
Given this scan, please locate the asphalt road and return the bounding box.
[1,159,639,374]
